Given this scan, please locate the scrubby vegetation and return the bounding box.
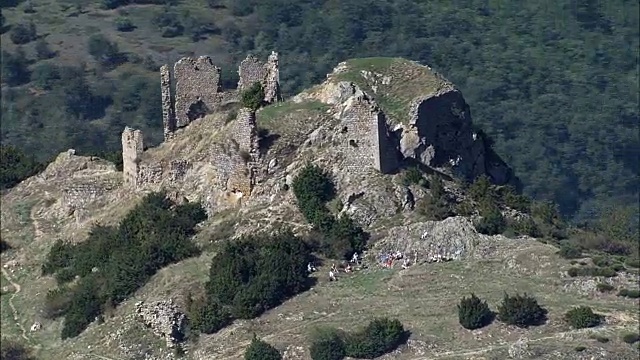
[457,293,494,330]
[189,230,312,334]
[241,82,265,111]
[596,283,615,293]
[567,266,617,278]
[622,333,640,345]
[292,163,368,260]
[309,318,407,360]
[564,306,603,329]
[617,289,640,299]
[41,192,206,339]
[0,339,36,360]
[0,145,46,190]
[244,336,282,360]
[497,292,547,328]
[1,0,637,232]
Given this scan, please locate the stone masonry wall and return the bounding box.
[122,127,144,188]
[237,55,266,92]
[263,51,281,103]
[160,65,175,141]
[61,178,121,222]
[339,90,398,175]
[173,56,222,129]
[237,52,281,104]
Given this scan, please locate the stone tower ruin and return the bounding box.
[121,127,144,188]
[160,52,282,141]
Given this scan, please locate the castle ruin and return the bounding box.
[121,52,401,206]
[161,51,281,141]
[122,52,281,200]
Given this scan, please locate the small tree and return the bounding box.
[344,318,406,359]
[457,293,493,330]
[497,292,547,328]
[564,306,603,329]
[115,17,135,32]
[558,243,582,259]
[309,327,346,360]
[244,336,282,360]
[241,82,265,111]
[9,22,36,44]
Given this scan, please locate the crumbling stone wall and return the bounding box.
[237,51,282,104]
[173,56,222,129]
[339,91,398,175]
[263,51,282,103]
[122,127,144,188]
[160,65,175,140]
[61,178,121,222]
[137,160,190,188]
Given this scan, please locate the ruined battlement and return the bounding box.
[161,52,282,141]
[122,127,144,188]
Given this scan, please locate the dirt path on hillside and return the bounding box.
[2,267,30,342]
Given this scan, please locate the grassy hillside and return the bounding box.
[1,0,638,231]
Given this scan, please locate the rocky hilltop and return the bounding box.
[1,56,638,360]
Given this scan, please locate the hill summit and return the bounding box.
[1,54,638,360]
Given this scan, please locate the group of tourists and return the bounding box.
[308,249,417,282]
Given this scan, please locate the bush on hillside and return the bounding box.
[9,22,36,44]
[115,17,136,32]
[402,166,426,187]
[309,328,346,360]
[595,283,614,293]
[0,339,36,360]
[244,336,282,360]
[204,230,312,322]
[558,243,583,259]
[186,294,232,335]
[417,175,453,221]
[564,306,603,329]
[497,292,547,328]
[292,164,367,259]
[0,145,46,190]
[567,266,616,278]
[617,289,640,299]
[241,82,265,111]
[622,333,640,344]
[344,318,407,359]
[34,39,56,60]
[507,217,541,238]
[41,192,205,339]
[457,293,493,330]
[475,201,506,235]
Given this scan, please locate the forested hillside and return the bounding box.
[1,0,638,227]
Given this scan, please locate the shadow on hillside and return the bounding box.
[258,127,280,156]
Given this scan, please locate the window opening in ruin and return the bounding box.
[186,99,208,121]
[341,126,348,133]
[349,139,358,147]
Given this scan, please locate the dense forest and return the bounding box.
[1,0,638,228]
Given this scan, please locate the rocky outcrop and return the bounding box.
[373,217,481,262]
[135,299,187,349]
[401,90,514,184]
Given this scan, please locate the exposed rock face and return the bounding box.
[373,217,481,261]
[135,299,186,349]
[402,90,514,184]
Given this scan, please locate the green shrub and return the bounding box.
[622,333,640,344]
[115,17,135,32]
[244,336,282,360]
[402,166,426,187]
[42,192,205,339]
[564,306,603,329]
[188,297,232,335]
[9,22,36,44]
[309,328,346,360]
[241,82,265,111]
[617,289,640,299]
[205,230,311,322]
[595,283,614,293]
[475,201,506,235]
[292,164,367,259]
[508,217,541,237]
[457,293,493,330]
[574,345,586,352]
[497,292,547,328]
[624,258,640,268]
[0,339,35,360]
[1,145,46,190]
[591,334,609,343]
[344,318,406,359]
[567,266,617,277]
[417,176,453,221]
[558,244,582,259]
